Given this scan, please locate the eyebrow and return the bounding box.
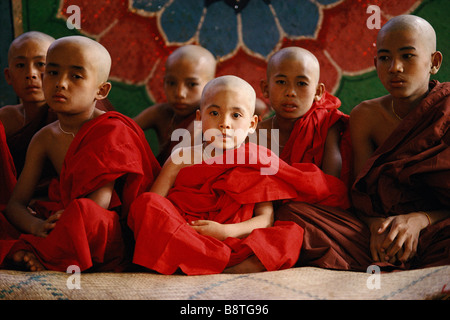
[377,46,417,54]
[46,62,86,71]
[274,74,310,81]
[206,104,246,113]
[13,55,46,60]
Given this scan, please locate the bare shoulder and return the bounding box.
[256,117,272,130]
[350,96,389,126]
[133,102,172,129]
[0,104,24,135]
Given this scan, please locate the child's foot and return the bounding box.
[12,250,45,271]
[223,255,266,274]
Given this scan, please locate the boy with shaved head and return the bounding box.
[1,36,160,271]
[257,46,352,184]
[128,75,349,275]
[0,31,56,177]
[351,15,450,269]
[134,44,217,164]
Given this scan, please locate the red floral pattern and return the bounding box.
[61,0,421,102]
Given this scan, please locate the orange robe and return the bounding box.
[129,143,349,275]
[1,112,160,271]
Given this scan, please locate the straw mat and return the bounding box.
[1,265,449,300]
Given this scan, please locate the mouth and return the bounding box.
[390,78,406,88]
[281,103,298,112]
[52,93,67,102]
[25,85,41,91]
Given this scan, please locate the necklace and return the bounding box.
[391,100,403,121]
[58,121,75,138]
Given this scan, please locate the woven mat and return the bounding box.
[1,265,449,300]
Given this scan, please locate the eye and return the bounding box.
[164,79,176,86]
[47,70,58,75]
[188,82,199,88]
[72,74,83,79]
[402,53,414,59]
[15,63,25,68]
[378,55,389,62]
[275,80,286,85]
[297,81,308,86]
[232,112,242,118]
[37,62,46,68]
[209,110,219,116]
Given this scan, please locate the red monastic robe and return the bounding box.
[352,81,450,269]
[1,112,160,271]
[0,121,16,210]
[129,143,350,275]
[274,91,367,271]
[280,90,352,187]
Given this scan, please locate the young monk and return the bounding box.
[256,46,352,185]
[134,45,216,164]
[0,31,56,177]
[0,36,160,272]
[351,15,450,269]
[1,31,114,180]
[128,75,349,275]
[262,47,372,271]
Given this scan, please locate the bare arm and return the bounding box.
[190,201,274,241]
[150,148,188,197]
[322,121,343,178]
[133,104,161,131]
[5,131,50,236]
[350,103,376,178]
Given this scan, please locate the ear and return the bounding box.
[195,109,201,121]
[4,68,11,85]
[260,79,269,99]
[95,82,112,100]
[373,56,377,68]
[248,114,258,134]
[314,83,325,101]
[430,51,443,75]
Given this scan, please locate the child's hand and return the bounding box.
[189,220,230,241]
[32,210,63,238]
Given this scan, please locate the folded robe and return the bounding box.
[280,90,352,187]
[274,91,363,271]
[351,80,450,269]
[128,143,350,275]
[1,111,160,271]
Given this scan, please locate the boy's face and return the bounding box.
[43,43,103,114]
[375,28,434,100]
[198,86,257,151]
[263,56,320,119]
[5,39,51,104]
[164,58,212,117]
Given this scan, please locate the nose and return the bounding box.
[175,84,187,99]
[219,116,231,130]
[389,58,403,73]
[25,64,38,80]
[55,74,68,90]
[285,83,297,97]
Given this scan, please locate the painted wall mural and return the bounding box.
[2,0,449,148]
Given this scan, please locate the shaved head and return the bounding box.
[378,15,437,53]
[167,45,217,79]
[47,36,111,83]
[267,47,320,84]
[8,31,55,63]
[201,75,256,114]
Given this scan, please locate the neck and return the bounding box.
[22,100,48,124]
[392,88,429,119]
[57,108,100,136]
